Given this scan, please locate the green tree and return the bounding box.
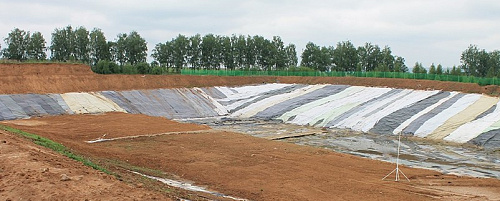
[232,35,247,69]
[394,56,408,72]
[220,36,235,70]
[172,34,189,72]
[357,43,381,72]
[74,26,90,63]
[429,63,436,74]
[300,42,321,69]
[379,46,395,72]
[201,34,219,69]
[461,45,489,77]
[188,34,202,69]
[89,28,111,66]
[112,31,147,65]
[332,40,358,71]
[26,32,47,60]
[125,31,147,65]
[487,50,500,77]
[50,25,76,61]
[2,28,29,61]
[285,44,298,68]
[436,64,443,75]
[412,62,427,74]
[270,36,287,70]
[448,65,461,76]
[113,33,127,65]
[152,41,173,69]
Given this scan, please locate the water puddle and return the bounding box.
[131,171,248,201]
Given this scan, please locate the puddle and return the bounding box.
[131,171,248,201]
[185,118,500,179]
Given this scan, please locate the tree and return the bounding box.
[429,63,437,74]
[112,31,147,65]
[201,34,219,69]
[270,36,287,70]
[394,56,408,72]
[436,64,443,75]
[450,65,461,76]
[188,34,202,69]
[51,25,76,61]
[332,40,358,71]
[89,28,111,66]
[2,28,29,61]
[300,42,321,69]
[412,62,427,74]
[152,41,173,69]
[285,44,298,68]
[460,44,489,77]
[26,32,47,60]
[220,35,235,70]
[125,31,148,65]
[232,35,247,69]
[486,50,500,77]
[379,46,395,72]
[171,34,189,71]
[74,26,90,63]
[357,43,381,72]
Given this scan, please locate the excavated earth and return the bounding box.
[1,63,500,200]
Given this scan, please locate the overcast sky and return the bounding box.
[1,0,499,68]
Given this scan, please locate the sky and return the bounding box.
[1,0,499,68]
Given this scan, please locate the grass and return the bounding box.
[0,124,110,174]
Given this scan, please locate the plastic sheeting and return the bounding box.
[324,89,401,127]
[200,87,227,99]
[401,93,464,135]
[469,129,500,149]
[216,84,292,107]
[428,96,499,140]
[61,92,125,114]
[227,85,306,114]
[445,100,500,143]
[278,86,366,123]
[333,89,411,130]
[100,88,226,119]
[392,92,457,135]
[230,85,326,118]
[0,94,73,120]
[413,94,481,138]
[254,85,349,120]
[370,91,451,135]
[353,90,439,132]
[304,87,392,127]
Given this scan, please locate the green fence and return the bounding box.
[181,69,499,86]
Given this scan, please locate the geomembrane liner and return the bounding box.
[1,83,500,149]
[401,93,465,135]
[254,85,349,120]
[369,91,451,135]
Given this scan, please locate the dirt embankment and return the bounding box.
[1,63,499,95]
[3,113,500,201]
[0,128,171,201]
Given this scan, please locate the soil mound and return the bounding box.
[1,63,499,95]
[0,63,93,76]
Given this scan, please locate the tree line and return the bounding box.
[1,26,499,78]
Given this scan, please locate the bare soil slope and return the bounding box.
[3,113,500,201]
[0,128,171,201]
[1,63,499,95]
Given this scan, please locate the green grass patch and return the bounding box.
[0,124,110,174]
